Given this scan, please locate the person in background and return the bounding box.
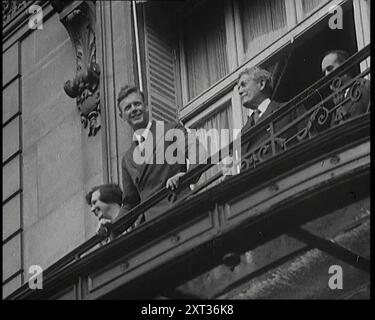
[237,66,300,165]
[321,49,370,125]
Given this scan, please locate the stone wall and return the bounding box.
[3,3,105,297]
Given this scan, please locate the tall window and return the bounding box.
[239,0,288,61]
[183,1,229,100]
[300,0,330,19]
[139,0,365,134]
[192,102,233,185]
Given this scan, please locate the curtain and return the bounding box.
[240,0,288,61]
[184,1,229,100]
[192,102,233,187]
[301,0,329,18]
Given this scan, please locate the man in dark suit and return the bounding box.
[321,50,370,126]
[116,85,203,225]
[237,67,297,168]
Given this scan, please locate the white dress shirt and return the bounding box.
[133,121,152,149]
[247,98,271,119]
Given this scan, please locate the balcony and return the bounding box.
[7,45,370,300]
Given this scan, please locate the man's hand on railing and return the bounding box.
[166,172,186,191]
[219,156,237,182]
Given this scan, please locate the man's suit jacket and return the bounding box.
[118,120,196,223]
[241,100,296,158]
[331,78,370,125]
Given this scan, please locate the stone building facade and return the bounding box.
[3,0,370,299]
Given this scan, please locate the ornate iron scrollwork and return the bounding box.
[257,142,271,161]
[297,103,330,141]
[274,137,287,151]
[240,153,255,172]
[330,76,346,108]
[330,76,365,126]
[51,1,101,137]
[348,78,365,102]
[240,142,272,172]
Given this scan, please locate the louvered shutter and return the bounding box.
[143,3,179,123]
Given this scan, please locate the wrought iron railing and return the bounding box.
[15,44,371,291]
[240,48,370,171]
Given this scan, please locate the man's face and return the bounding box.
[90,190,111,220]
[321,53,351,88]
[238,73,263,109]
[119,92,149,130]
[321,53,342,77]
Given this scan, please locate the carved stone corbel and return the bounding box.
[51,1,101,136]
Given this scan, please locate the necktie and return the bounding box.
[253,109,261,125]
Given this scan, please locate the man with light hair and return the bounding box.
[237,66,298,164]
[117,85,205,223]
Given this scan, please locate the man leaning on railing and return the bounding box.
[116,85,206,230]
[222,66,302,176]
[237,66,293,156]
[321,49,370,126]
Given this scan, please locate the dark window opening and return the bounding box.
[272,1,358,103]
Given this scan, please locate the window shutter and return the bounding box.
[143,4,180,123]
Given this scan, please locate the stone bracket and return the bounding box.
[51,1,101,136]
